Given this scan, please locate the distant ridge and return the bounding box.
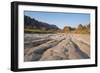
[24,15,59,31]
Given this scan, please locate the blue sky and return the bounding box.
[24,11,90,29]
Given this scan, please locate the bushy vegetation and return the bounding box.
[24,29,54,33]
[62,24,90,34]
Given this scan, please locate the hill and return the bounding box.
[24,15,59,33]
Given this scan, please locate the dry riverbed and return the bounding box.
[24,33,90,61]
